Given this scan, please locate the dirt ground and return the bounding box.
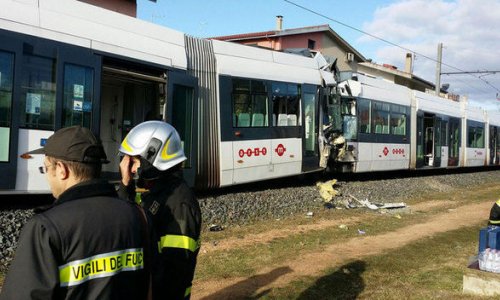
[193,197,493,299]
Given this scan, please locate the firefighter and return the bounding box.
[0,126,151,300]
[118,121,201,300]
[489,198,500,226]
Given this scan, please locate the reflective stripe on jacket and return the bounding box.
[489,199,500,225]
[0,180,149,300]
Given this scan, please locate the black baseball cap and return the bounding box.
[26,126,109,164]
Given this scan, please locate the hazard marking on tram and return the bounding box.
[275,144,286,156]
[238,147,268,158]
[383,147,389,156]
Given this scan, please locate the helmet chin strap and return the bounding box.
[136,157,161,188]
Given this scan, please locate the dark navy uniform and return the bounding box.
[0,180,150,300]
[119,171,201,300]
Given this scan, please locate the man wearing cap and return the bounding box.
[0,126,152,300]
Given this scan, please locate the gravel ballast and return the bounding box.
[1,169,499,273]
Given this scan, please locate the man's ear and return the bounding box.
[56,161,70,180]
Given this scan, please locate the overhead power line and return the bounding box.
[283,0,500,94]
[441,71,500,75]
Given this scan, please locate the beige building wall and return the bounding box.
[321,35,358,72]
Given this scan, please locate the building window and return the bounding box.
[308,39,316,50]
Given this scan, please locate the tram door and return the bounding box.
[433,116,442,167]
[422,114,442,167]
[416,113,424,168]
[418,113,442,167]
[448,118,460,166]
[165,71,198,187]
[0,51,15,189]
[302,85,320,172]
[490,125,498,165]
[100,66,164,178]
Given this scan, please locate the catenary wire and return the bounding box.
[283,0,500,94]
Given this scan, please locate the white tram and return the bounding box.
[334,73,499,173]
[0,0,498,194]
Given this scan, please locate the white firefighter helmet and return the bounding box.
[119,121,186,171]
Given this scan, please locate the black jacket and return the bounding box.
[0,180,150,300]
[489,199,500,226]
[118,171,201,300]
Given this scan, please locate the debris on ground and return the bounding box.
[348,195,379,210]
[379,202,407,209]
[323,202,335,209]
[306,211,314,218]
[338,224,349,230]
[347,194,408,211]
[357,229,366,235]
[209,224,224,232]
[316,179,340,202]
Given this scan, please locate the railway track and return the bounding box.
[1,167,499,273]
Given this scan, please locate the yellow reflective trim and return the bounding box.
[490,219,500,224]
[160,139,178,160]
[184,286,192,297]
[158,234,200,253]
[59,248,144,287]
[135,192,142,205]
[121,136,133,153]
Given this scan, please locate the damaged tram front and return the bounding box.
[319,78,360,173]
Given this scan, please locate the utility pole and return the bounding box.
[435,42,443,95]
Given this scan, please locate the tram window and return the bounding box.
[476,127,485,148]
[372,102,389,134]
[390,113,406,135]
[232,79,268,128]
[326,93,342,131]
[497,129,500,153]
[441,121,448,146]
[19,55,56,130]
[358,98,370,134]
[341,97,356,115]
[468,125,485,148]
[343,115,357,140]
[272,82,300,126]
[0,51,14,162]
[62,64,94,128]
[467,126,474,147]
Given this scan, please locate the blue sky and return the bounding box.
[138,0,500,110]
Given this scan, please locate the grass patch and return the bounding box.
[268,225,497,299]
[194,183,500,296]
[196,202,484,281]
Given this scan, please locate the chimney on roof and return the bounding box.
[405,53,413,73]
[276,15,283,31]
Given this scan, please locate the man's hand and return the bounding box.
[120,155,132,186]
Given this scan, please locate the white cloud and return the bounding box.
[360,0,500,110]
